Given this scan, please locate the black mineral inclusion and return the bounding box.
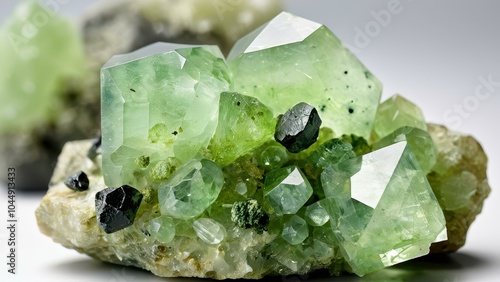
[64,171,90,191]
[95,185,143,234]
[274,102,322,153]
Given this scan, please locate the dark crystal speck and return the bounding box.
[274,102,322,153]
[64,171,90,191]
[95,185,143,234]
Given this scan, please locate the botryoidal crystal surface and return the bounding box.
[36,12,490,279]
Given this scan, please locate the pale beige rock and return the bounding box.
[427,124,491,253]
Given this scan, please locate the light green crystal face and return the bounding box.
[263,166,313,215]
[210,92,276,166]
[282,215,309,245]
[228,12,382,140]
[101,43,230,187]
[157,159,224,220]
[305,201,330,227]
[322,142,447,276]
[0,1,85,133]
[374,126,437,173]
[372,95,427,141]
[147,216,176,244]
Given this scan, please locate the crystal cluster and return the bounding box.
[36,12,490,279]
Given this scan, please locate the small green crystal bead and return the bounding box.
[263,166,313,215]
[372,95,427,141]
[258,145,289,171]
[305,201,330,226]
[282,215,309,245]
[158,159,224,220]
[147,216,176,244]
[193,218,227,245]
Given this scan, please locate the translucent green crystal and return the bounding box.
[0,1,85,133]
[101,43,230,187]
[147,216,176,244]
[374,126,437,173]
[322,142,447,276]
[258,145,289,171]
[210,92,276,166]
[372,95,427,141]
[263,166,313,215]
[282,215,309,245]
[229,12,382,140]
[158,159,224,220]
[193,218,227,245]
[304,201,330,227]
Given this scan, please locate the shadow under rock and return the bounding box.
[49,252,490,282]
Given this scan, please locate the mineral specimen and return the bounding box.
[36,12,490,280]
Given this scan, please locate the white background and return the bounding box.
[1,1,499,281]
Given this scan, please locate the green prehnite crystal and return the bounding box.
[228,12,382,140]
[147,216,176,244]
[304,201,330,227]
[374,126,437,173]
[258,144,289,171]
[282,215,309,245]
[210,92,276,166]
[101,43,230,187]
[263,166,313,215]
[322,142,447,276]
[0,1,85,133]
[371,95,427,141]
[193,218,227,245]
[158,159,224,220]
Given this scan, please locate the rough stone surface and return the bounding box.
[427,124,491,253]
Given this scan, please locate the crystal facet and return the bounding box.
[95,185,143,234]
[263,166,313,215]
[322,142,447,276]
[229,12,382,140]
[210,92,276,166]
[372,95,427,141]
[193,218,227,245]
[282,215,309,245]
[157,159,224,220]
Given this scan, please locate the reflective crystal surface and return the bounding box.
[372,95,427,141]
[158,159,224,220]
[322,142,447,276]
[101,43,230,188]
[263,166,313,215]
[229,12,382,140]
